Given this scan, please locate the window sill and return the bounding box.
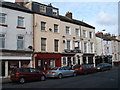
[16,26,26,29]
[0,24,8,27]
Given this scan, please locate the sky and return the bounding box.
[3,0,119,35]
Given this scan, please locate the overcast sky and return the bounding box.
[3,0,119,35]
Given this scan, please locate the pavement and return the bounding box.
[1,66,120,84]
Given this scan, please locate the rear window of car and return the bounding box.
[73,65,81,69]
[50,67,58,70]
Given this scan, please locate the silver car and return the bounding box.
[46,67,77,79]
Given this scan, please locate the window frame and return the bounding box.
[83,30,87,38]
[17,16,25,27]
[41,21,46,31]
[17,35,24,50]
[54,39,59,52]
[54,24,58,33]
[0,13,6,24]
[0,34,5,48]
[66,26,70,35]
[41,38,46,51]
[40,5,46,13]
[75,28,80,36]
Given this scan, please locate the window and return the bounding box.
[17,36,24,50]
[83,30,87,38]
[0,34,5,48]
[41,22,46,31]
[73,57,76,64]
[67,40,70,50]
[0,13,6,24]
[54,24,58,32]
[84,42,87,53]
[89,32,93,38]
[63,57,66,65]
[54,39,59,52]
[74,41,80,49]
[90,42,93,53]
[40,5,46,13]
[75,29,80,36]
[41,38,46,51]
[18,16,24,27]
[52,9,58,16]
[50,60,55,68]
[66,26,70,35]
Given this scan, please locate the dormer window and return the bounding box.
[52,9,58,16]
[40,5,46,13]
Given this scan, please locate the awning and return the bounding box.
[0,56,32,60]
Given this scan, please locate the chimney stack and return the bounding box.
[65,12,72,19]
[15,0,28,6]
[48,3,52,7]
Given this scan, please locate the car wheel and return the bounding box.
[40,75,46,81]
[19,77,25,84]
[58,74,62,79]
[73,72,77,77]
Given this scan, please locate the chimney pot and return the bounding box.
[65,12,72,19]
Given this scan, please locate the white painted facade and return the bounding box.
[0,6,33,77]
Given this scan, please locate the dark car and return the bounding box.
[96,63,112,72]
[10,68,46,84]
[73,64,96,74]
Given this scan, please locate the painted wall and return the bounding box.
[0,7,33,51]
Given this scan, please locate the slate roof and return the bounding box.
[0,1,32,13]
[59,15,95,29]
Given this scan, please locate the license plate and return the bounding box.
[75,69,78,70]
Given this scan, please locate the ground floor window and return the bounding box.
[73,57,76,65]
[63,57,67,65]
[83,57,87,64]
[50,60,55,68]
[21,61,30,68]
[8,61,19,75]
[88,57,93,64]
[0,61,5,76]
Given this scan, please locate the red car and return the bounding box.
[10,68,46,84]
[73,64,96,74]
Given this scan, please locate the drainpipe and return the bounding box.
[32,13,35,68]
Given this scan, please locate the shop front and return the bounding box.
[34,53,61,73]
[82,53,95,66]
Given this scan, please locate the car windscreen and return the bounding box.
[11,69,17,74]
[50,67,59,70]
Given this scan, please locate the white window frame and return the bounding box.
[40,5,46,13]
[17,16,25,27]
[52,9,58,16]
[75,28,80,36]
[83,30,87,38]
[84,42,87,53]
[0,13,6,24]
[17,35,24,50]
[89,32,93,39]
[41,21,46,31]
[62,57,67,65]
[66,26,70,35]
[41,38,46,51]
[54,24,58,33]
[0,34,5,48]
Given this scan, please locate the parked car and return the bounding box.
[10,68,46,84]
[73,64,96,74]
[96,63,112,71]
[46,67,77,79]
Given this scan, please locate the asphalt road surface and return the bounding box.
[2,67,119,88]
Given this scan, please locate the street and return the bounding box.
[2,67,119,88]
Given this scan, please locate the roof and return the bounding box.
[96,35,120,42]
[59,15,95,29]
[0,1,33,13]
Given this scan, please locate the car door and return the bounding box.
[29,68,38,80]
